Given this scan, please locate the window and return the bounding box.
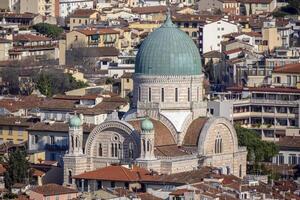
[147,140,150,151]
[111,181,115,188]
[214,134,222,154]
[79,19,81,23]
[73,19,75,23]
[184,22,189,28]
[34,135,39,144]
[68,170,72,184]
[289,154,297,165]
[197,87,199,101]
[0,127,2,135]
[8,127,12,135]
[192,32,197,37]
[188,88,190,102]
[148,88,152,102]
[138,87,141,102]
[129,142,134,159]
[175,88,178,102]
[50,136,55,145]
[126,78,130,83]
[18,128,23,137]
[98,143,102,156]
[192,23,197,28]
[287,75,291,86]
[239,164,242,177]
[161,88,164,102]
[97,181,102,190]
[278,154,284,164]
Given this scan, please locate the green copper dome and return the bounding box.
[141,118,154,132]
[69,115,82,128]
[135,13,202,76]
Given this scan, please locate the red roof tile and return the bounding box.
[77,28,120,36]
[273,63,300,74]
[183,117,208,146]
[69,9,98,18]
[73,165,157,182]
[31,184,78,196]
[13,34,51,42]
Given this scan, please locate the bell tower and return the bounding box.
[68,114,83,155]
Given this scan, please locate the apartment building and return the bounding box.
[20,0,59,17]
[239,0,277,15]
[59,0,94,19]
[66,28,120,49]
[208,87,300,141]
[272,63,300,87]
[198,0,240,15]
[68,9,100,31]
[0,0,20,12]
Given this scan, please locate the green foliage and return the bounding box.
[235,124,279,163]
[35,71,88,96]
[3,149,31,191]
[32,23,64,39]
[273,0,300,17]
[0,67,20,94]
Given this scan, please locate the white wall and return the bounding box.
[59,0,94,18]
[203,20,239,53]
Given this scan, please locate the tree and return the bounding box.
[0,67,20,94]
[32,23,64,39]
[235,124,279,163]
[4,149,31,191]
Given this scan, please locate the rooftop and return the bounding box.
[31,184,78,196]
[273,63,300,74]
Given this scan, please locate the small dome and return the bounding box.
[135,13,202,76]
[141,118,154,131]
[69,115,82,128]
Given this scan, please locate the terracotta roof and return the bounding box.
[13,34,51,42]
[131,6,167,14]
[73,165,157,182]
[170,189,193,196]
[137,193,163,200]
[273,63,300,74]
[39,99,77,111]
[32,168,45,177]
[223,48,243,55]
[0,38,11,43]
[77,28,119,36]
[158,167,215,184]
[69,9,98,18]
[0,12,37,19]
[203,51,222,58]
[276,136,300,150]
[183,117,208,146]
[53,94,99,101]
[0,95,44,112]
[31,184,78,196]
[155,145,190,157]
[0,116,36,127]
[27,122,96,133]
[128,118,176,146]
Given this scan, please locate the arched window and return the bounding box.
[239,164,242,177]
[188,88,190,102]
[147,140,150,152]
[161,88,164,102]
[192,32,197,37]
[138,87,141,102]
[111,143,114,157]
[68,170,72,184]
[75,137,78,148]
[148,88,152,102]
[71,136,74,149]
[142,139,146,153]
[114,143,118,157]
[98,143,102,157]
[175,88,178,102]
[215,134,222,154]
[129,142,134,159]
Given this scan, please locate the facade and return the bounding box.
[0,0,20,12]
[63,13,247,186]
[208,87,300,141]
[239,0,277,15]
[0,38,12,61]
[198,0,240,15]
[202,19,239,53]
[272,63,300,87]
[66,28,120,50]
[59,0,94,19]
[68,9,100,31]
[120,72,133,98]
[20,0,58,17]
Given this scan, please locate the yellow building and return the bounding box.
[69,9,101,31]
[66,28,120,50]
[64,68,87,83]
[262,26,282,52]
[120,72,133,98]
[0,38,12,61]
[0,117,34,144]
[114,27,132,52]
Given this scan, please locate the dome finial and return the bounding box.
[162,6,176,28]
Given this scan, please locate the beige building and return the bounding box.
[120,72,133,98]
[66,28,120,50]
[63,14,247,186]
[272,63,300,87]
[198,0,240,15]
[240,0,277,15]
[262,22,282,52]
[20,0,58,17]
[0,38,12,61]
[69,9,100,31]
[0,0,20,12]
